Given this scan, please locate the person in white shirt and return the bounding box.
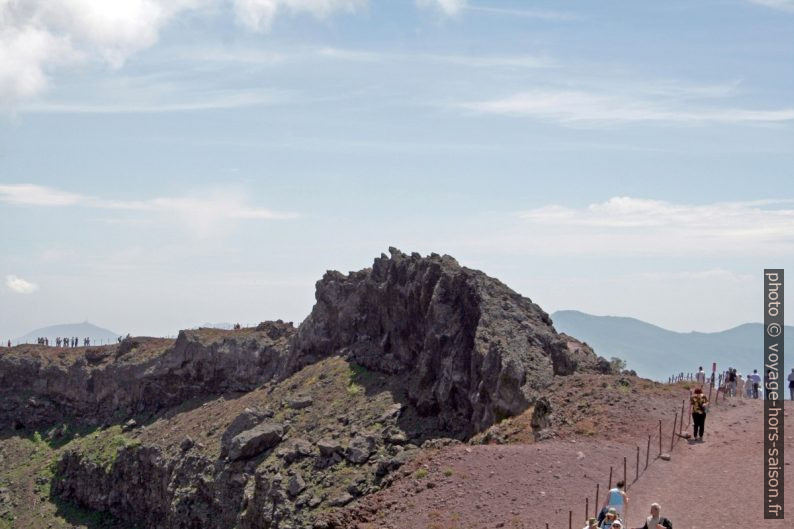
[696,367,706,387]
[748,369,762,399]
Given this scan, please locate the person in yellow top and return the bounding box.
[690,387,709,441]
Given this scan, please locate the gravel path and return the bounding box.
[340,393,793,529]
[625,398,792,528]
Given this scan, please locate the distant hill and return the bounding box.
[15,322,119,345]
[551,310,792,381]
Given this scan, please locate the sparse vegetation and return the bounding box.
[71,426,140,471]
[609,356,627,374]
[415,468,428,479]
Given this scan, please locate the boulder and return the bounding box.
[220,408,269,458]
[227,424,284,461]
[287,473,306,497]
[316,439,341,457]
[286,395,313,410]
[345,435,376,464]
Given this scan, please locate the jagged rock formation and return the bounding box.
[291,247,597,435]
[0,248,609,529]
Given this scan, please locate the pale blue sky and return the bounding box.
[1,0,793,339]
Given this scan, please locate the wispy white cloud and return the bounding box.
[6,275,40,294]
[417,0,466,16]
[317,46,552,68]
[22,90,281,114]
[232,0,365,31]
[749,0,794,12]
[455,197,794,257]
[464,4,579,20]
[0,184,84,205]
[463,89,794,126]
[0,184,298,238]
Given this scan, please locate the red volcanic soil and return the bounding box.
[326,379,793,529]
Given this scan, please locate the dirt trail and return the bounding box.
[625,398,792,528]
[340,392,793,529]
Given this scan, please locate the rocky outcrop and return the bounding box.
[558,333,612,374]
[289,247,595,435]
[4,248,608,529]
[0,321,296,430]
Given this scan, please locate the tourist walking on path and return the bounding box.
[602,481,628,521]
[748,369,762,399]
[736,373,745,399]
[691,388,708,441]
[695,366,705,387]
[788,368,794,401]
[639,503,673,529]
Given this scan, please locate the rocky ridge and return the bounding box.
[0,248,611,529]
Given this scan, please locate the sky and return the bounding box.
[1,0,793,340]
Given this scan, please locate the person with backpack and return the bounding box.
[691,388,708,441]
[727,368,737,397]
[640,503,673,529]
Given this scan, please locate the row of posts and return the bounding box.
[548,375,720,528]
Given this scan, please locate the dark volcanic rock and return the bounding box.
[227,423,284,461]
[221,408,270,458]
[288,247,593,435]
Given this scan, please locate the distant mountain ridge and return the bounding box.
[551,310,792,381]
[15,322,119,345]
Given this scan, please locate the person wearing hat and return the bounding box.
[639,503,673,529]
[582,517,598,529]
[599,508,620,529]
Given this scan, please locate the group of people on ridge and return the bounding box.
[33,336,91,347]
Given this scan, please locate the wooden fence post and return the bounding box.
[679,399,685,436]
[623,457,627,490]
[635,445,640,482]
[670,412,678,452]
[569,510,572,529]
[595,483,600,517]
[646,435,651,470]
[608,466,613,489]
[586,497,589,523]
[658,420,662,455]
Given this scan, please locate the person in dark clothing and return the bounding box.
[691,388,708,441]
[640,503,672,529]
